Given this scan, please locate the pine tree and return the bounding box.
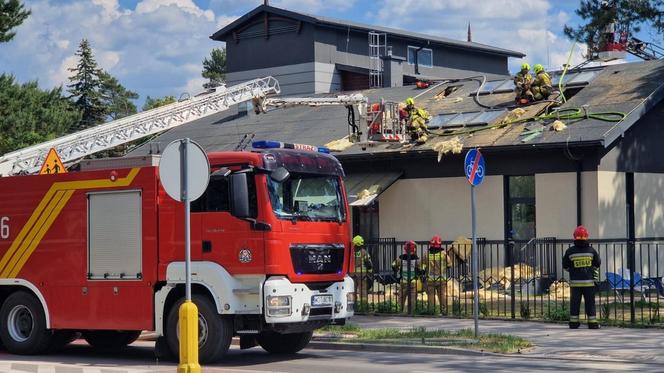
[67,39,106,131]
[564,0,663,53]
[0,0,30,43]
[142,95,176,111]
[202,48,226,89]
[100,71,138,120]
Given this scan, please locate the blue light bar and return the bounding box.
[252,140,330,154]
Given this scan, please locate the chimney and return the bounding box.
[467,23,472,42]
[264,0,269,5]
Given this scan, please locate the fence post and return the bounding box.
[629,240,636,325]
[508,240,516,319]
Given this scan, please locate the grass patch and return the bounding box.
[316,325,531,353]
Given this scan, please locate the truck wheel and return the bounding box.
[83,330,141,350]
[165,294,232,363]
[256,331,313,354]
[0,291,53,355]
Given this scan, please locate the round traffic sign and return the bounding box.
[464,149,485,186]
[159,139,210,202]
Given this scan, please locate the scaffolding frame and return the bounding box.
[368,31,387,89]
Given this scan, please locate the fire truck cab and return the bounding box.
[0,147,354,362]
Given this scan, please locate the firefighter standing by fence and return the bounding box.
[393,240,422,313]
[423,235,451,314]
[352,235,373,303]
[563,226,601,329]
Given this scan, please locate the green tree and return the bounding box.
[67,39,106,131]
[100,71,138,120]
[564,0,664,53]
[0,0,30,43]
[0,74,81,154]
[142,95,176,111]
[202,47,226,89]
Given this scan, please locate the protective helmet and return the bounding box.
[573,226,589,240]
[521,62,531,71]
[404,240,417,255]
[405,97,415,106]
[430,235,443,248]
[352,235,365,247]
[534,63,544,73]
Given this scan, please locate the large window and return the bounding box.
[267,174,345,222]
[192,172,257,217]
[506,176,536,240]
[407,46,433,68]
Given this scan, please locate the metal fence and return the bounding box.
[352,238,664,327]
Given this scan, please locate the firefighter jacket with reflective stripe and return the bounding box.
[354,248,373,273]
[533,71,552,88]
[422,248,449,281]
[392,254,422,283]
[563,241,601,287]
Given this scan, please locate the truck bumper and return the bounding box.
[263,275,354,324]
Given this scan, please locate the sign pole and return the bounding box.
[178,138,200,373]
[464,148,484,340]
[471,184,479,338]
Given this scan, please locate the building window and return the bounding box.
[505,176,536,240]
[407,46,433,68]
[352,202,379,240]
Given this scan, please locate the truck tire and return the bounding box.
[83,330,141,350]
[165,294,232,363]
[256,331,313,354]
[0,291,53,355]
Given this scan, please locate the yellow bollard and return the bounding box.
[177,300,201,373]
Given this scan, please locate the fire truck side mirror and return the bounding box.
[230,173,251,219]
[270,167,290,183]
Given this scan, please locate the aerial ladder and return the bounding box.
[0,77,378,176]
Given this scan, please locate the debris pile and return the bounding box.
[479,263,540,289]
[547,280,570,298]
[431,136,463,162]
[325,136,354,152]
[551,120,567,132]
[501,107,526,124]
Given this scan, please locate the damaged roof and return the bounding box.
[211,4,524,58]
[130,59,664,160]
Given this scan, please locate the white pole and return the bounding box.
[181,138,191,302]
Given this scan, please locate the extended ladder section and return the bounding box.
[0,77,280,176]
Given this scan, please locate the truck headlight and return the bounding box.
[346,292,355,312]
[266,295,292,317]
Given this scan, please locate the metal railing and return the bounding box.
[352,238,664,327]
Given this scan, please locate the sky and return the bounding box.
[0,0,630,107]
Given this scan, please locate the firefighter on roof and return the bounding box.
[563,226,601,329]
[531,64,552,101]
[352,235,373,302]
[404,97,431,144]
[423,235,450,314]
[514,62,534,104]
[392,240,422,313]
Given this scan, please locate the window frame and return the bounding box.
[407,46,433,68]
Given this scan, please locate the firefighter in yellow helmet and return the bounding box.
[403,97,431,144]
[392,240,422,313]
[423,235,450,314]
[531,64,552,101]
[514,62,534,104]
[352,235,373,302]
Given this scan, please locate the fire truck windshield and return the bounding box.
[267,173,345,222]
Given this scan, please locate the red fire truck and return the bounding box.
[0,146,354,362]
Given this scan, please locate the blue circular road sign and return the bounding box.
[464,149,485,186]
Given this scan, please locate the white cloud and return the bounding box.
[1,0,224,102]
[373,0,586,73]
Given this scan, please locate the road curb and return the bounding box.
[307,340,494,356]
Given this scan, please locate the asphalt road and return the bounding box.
[0,341,661,373]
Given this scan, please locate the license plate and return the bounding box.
[311,294,333,307]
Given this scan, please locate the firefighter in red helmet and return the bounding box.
[563,226,601,329]
[422,235,450,314]
[392,240,422,313]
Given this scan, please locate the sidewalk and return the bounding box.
[346,315,664,364]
